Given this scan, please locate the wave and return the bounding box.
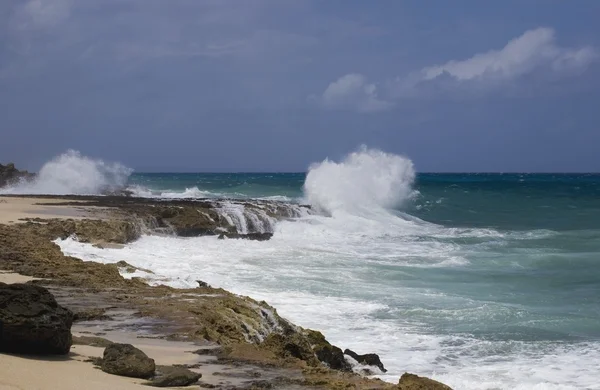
[304,146,416,217]
[127,185,216,199]
[0,150,132,195]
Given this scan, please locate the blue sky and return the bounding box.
[1,0,599,172]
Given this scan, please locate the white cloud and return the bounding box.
[421,27,597,82]
[318,73,393,113]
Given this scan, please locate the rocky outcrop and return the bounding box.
[0,283,73,354]
[148,365,202,387]
[101,343,156,379]
[305,330,352,371]
[0,163,34,188]
[344,348,387,372]
[398,373,453,390]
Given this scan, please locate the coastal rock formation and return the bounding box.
[0,163,34,188]
[344,348,387,372]
[0,283,73,354]
[101,343,156,379]
[397,373,453,390]
[148,365,202,387]
[305,330,352,371]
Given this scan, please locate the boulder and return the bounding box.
[101,343,156,379]
[397,373,453,390]
[0,282,73,354]
[148,365,202,387]
[344,348,387,372]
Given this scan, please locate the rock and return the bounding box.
[0,162,35,188]
[305,330,352,372]
[73,307,110,322]
[397,373,453,390]
[196,280,210,288]
[344,349,386,373]
[72,335,114,348]
[148,365,201,387]
[218,232,273,241]
[101,343,156,379]
[0,282,74,354]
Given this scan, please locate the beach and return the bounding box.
[0,195,444,390]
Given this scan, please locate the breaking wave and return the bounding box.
[0,150,132,195]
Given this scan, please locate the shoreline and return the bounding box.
[0,195,452,390]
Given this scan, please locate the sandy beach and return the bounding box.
[0,197,100,224]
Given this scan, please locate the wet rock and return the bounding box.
[196,280,210,288]
[398,373,453,390]
[73,307,111,322]
[148,365,202,387]
[247,380,273,389]
[0,282,73,354]
[262,333,319,366]
[218,232,273,241]
[305,330,352,372]
[0,162,35,187]
[344,348,387,372]
[101,343,156,378]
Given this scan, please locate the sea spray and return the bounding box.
[0,150,132,195]
[304,147,416,217]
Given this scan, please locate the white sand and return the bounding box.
[0,197,102,224]
[0,271,39,284]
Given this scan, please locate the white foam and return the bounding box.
[0,150,132,195]
[304,146,416,217]
[49,148,600,389]
[127,185,216,199]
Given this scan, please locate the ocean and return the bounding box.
[3,149,600,389]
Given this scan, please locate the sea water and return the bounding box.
[3,149,600,389]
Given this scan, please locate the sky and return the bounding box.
[1,0,599,172]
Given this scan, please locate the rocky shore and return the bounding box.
[0,162,34,187]
[0,194,452,389]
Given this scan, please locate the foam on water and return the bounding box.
[127,185,217,199]
[50,149,600,389]
[0,150,132,195]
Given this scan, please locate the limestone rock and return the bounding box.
[148,365,202,387]
[101,343,156,379]
[398,373,453,390]
[305,330,352,371]
[0,282,73,354]
[344,348,387,372]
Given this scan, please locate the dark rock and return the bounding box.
[0,282,74,354]
[316,344,352,371]
[196,280,210,288]
[148,365,202,387]
[218,232,273,241]
[398,373,453,390]
[344,348,387,372]
[0,162,35,188]
[304,330,352,371]
[101,343,156,378]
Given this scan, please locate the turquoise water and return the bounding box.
[128,172,600,342]
[7,149,597,388]
[51,163,600,389]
